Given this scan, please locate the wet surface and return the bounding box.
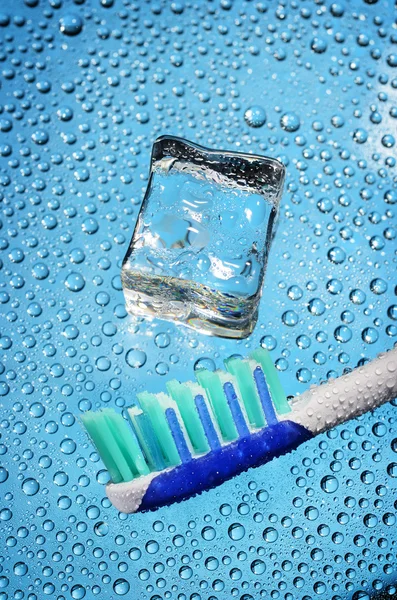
[0,0,396,598]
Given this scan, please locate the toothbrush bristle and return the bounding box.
[81,348,289,484]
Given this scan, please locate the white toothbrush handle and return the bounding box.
[287,346,397,435]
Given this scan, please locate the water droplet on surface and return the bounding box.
[31,129,49,145]
[327,279,343,295]
[251,559,266,574]
[59,13,83,36]
[244,106,267,128]
[0,4,395,597]
[327,247,346,264]
[311,37,328,53]
[228,523,245,541]
[22,478,39,496]
[260,335,277,350]
[287,285,303,301]
[263,527,278,542]
[64,272,85,292]
[155,332,171,348]
[320,475,339,493]
[94,521,109,537]
[0,468,9,483]
[125,349,147,369]
[370,278,387,295]
[60,438,76,454]
[307,298,325,316]
[282,310,299,327]
[280,112,301,132]
[194,357,216,371]
[297,367,312,383]
[353,128,368,144]
[362,327,379,344]
[113,579,130,596]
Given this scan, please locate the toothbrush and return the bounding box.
[81,346,397,514]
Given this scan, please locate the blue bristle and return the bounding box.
[223,382,250,438]
[165,408,192,463]
[253,366,278,427]
[194,394,221,451]
[128,410,166,471]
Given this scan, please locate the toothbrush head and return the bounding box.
[81,344,397,513]
[81,348,312,513]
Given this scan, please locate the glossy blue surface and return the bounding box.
[0,1,396,599]
[253,366,278,427]
[194,393,221,451]
[139,421,313,512]
[223,381,251,437]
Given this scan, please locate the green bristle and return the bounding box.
[81,412,123,484]
[98,410,140,482]
[137,392,181,467]
[81,411,135,483]
[127,406,166,471]
[249,348,291,414]
[166,380,209,454]
[224,357,265,428]
[102,409,150,477]
[195,369,238,441]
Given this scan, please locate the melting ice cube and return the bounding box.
[122,136,285,338]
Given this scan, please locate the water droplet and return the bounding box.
[320,475,339,493]
[125,349,147,369]
[307,298,325,316]
[280,112,301,132]
[59,13,83,36]
[228,523,245,541]
[260,335,277,350]
[353,128,368,144]
[327,279,343,295]
[297,367,312,383]
[94,521,109,537]
[194,357,216,371]
[155,332,171,348]
[22,478,40,496]
[311,37,328,53]
[350,289,366,305]
[113,579,130,596]
[0,468,9,483]
[60,438,76,455]
[251,559,266,574]
[65,272,85,292]
[31,129,49,145]
[263,527,278,542]
[328,246,346,264]
[287,285,303,301]
[282,310,299,327]
[244,106,266,128]
[370,278,388,295]
[362,327,379,344]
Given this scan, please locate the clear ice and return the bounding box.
[122,137,285,338]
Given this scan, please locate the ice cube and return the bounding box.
[122,135,285,339]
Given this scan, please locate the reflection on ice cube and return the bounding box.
[244,193,269,226]
[140,213,211,249]
[208,255,262,297]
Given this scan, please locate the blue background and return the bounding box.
[0,0,396,599]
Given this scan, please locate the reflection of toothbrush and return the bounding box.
[81,346,397,514]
